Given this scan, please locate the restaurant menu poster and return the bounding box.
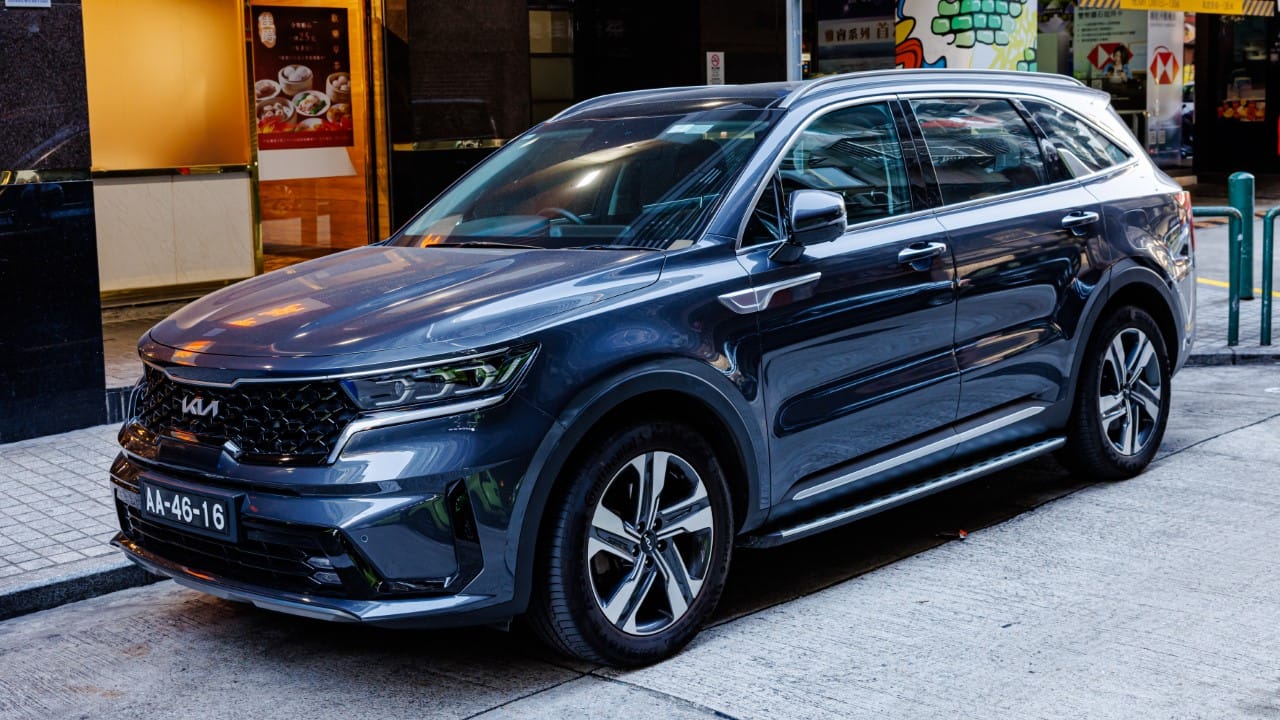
[251,5,354,149]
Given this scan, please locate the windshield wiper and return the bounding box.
[572,244,663,251]
[434,240,543,249]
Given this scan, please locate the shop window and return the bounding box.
[1022,100,1130,178]
[529,9,575,123]
[910,98,1046,205]
[1216,17,1268,123]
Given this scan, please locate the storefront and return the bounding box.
[74,0,795,305]
[2,0,793,439]
[81,0,386,303]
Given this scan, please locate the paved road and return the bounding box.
[2,364,1279,720]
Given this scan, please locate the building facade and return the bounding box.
[0,0,1274,440]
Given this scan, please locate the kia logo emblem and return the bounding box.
[181,396,220,418]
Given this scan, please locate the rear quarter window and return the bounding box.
[1021,99,1131,178]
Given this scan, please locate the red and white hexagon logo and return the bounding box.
[1149,46,1180,85]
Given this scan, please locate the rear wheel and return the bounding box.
[529,421,733,666]
[1059,306,1171,479]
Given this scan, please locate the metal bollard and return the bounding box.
[1193,206,1244,346]
[1263,207,1279,346]
[1228,172,1255,299]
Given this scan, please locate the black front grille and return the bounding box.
[120,500,369,598]
[135,366,361,463]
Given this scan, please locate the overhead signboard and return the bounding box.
[1078,0,1272,16]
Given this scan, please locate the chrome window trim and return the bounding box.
[791,405,1046,501]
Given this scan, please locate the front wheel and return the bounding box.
[529,421,733,666]
[1059,306,1171,480]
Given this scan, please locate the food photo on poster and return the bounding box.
[251,5,354,150]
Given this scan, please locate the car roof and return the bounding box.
[553,70,1103,121]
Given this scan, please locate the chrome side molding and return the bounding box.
[718,272,822,314]
[792,405,1047,501]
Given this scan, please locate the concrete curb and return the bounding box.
[1186,351,1280,366]
[0,555,160,622]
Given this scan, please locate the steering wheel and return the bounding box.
[538,207,585,225]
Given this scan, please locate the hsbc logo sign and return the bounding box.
[181,396,221,419]
[1149,46,1179,85]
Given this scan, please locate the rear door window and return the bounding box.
[909,98,1047,205]
[1021,99,1131,178]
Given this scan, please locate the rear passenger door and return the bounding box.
[905,97,1103,425]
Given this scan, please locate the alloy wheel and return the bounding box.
[1097,327,1163,457]
[586,450,715,636]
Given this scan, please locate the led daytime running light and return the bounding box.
[339,347,536,410]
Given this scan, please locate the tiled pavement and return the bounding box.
[0,427,121,580]
[2,178,1279,620]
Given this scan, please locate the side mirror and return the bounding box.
[771,189,846,263]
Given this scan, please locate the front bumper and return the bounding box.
[113,534,508,627]
[107,393,556,628]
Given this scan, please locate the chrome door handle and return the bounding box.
[897,242,947,269]
[1061,210,1100,230]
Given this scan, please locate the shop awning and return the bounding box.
[1077,0,1273,15]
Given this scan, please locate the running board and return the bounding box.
[741,437,1067,548]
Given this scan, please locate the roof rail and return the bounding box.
[548,85,714,122]
[778,69,1087,109]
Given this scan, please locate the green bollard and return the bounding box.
[1263,207,1278,346]
[1228,172,1255,299]
[1193,206,1243,346]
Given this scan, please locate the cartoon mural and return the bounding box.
[894,0,1037,71]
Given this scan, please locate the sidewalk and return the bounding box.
[4,179,1280,622]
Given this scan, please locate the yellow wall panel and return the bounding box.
[83,0,250,170]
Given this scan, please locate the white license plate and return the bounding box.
[140,482,237,540]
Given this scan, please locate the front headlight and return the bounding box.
[339,345,537,411]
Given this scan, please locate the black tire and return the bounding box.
[1058,306,1171,480]
[528,420,733,666]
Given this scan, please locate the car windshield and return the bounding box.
[391,107,779,250]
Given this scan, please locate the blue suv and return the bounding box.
[111,70,1195,666]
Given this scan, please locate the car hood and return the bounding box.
[147,245,662,359]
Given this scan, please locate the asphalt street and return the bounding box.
[1,363,1278,719]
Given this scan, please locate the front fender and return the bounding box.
[503,357,768,615]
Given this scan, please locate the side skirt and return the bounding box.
[740,436,1066,548]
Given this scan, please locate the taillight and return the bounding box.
[1177,190,1195,252]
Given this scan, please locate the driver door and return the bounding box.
[736,99,960,507]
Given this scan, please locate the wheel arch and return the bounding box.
[1065,261,1183,406]
[506,358,767,615]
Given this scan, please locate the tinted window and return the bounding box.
[777,102,912,225]
[910,98,1046,205]
[1022,100,1130,178]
